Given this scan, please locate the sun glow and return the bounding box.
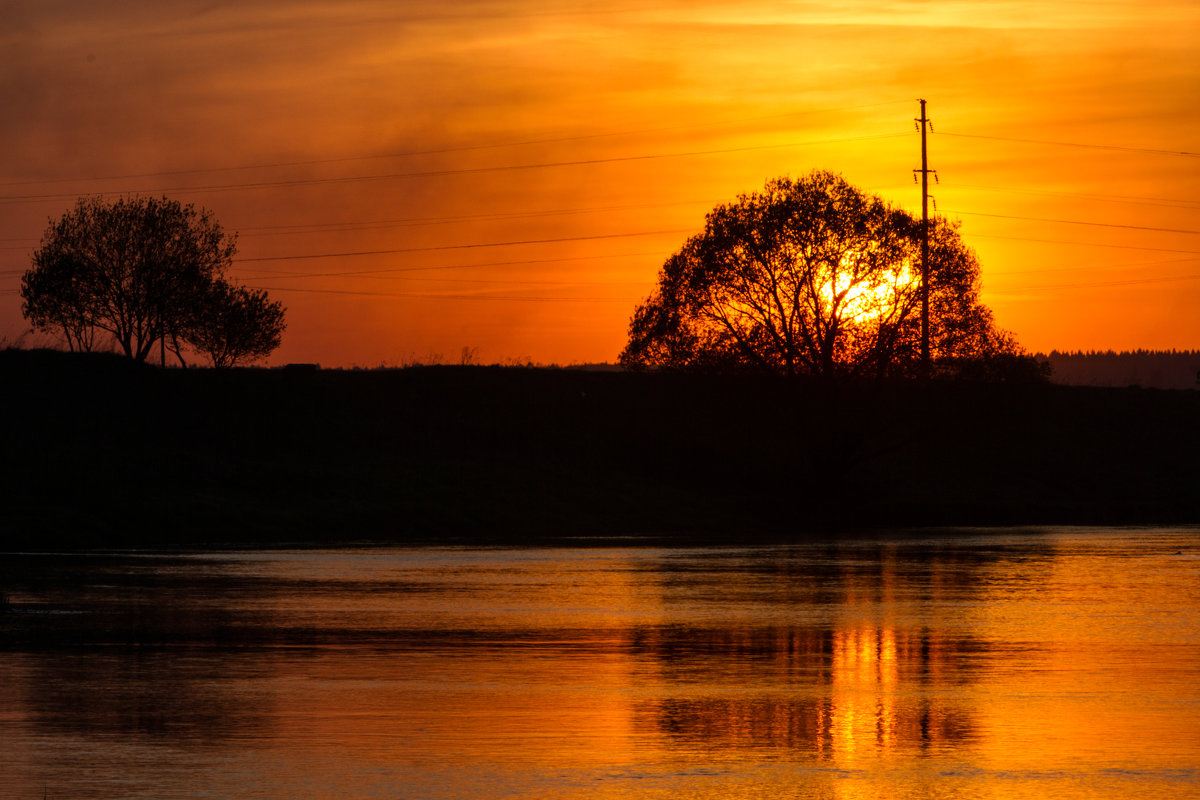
[819,259,921,323]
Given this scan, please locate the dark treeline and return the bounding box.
[3,348,1199,549]
[1038,350,1200,390]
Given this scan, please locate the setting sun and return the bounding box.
[821,257,921,324]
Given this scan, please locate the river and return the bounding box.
[2,528,1198,799]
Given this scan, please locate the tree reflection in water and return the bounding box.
[634,624,980,758]
[6,535,1196,800]
[631,539,1044,759]
[2,554,275,747]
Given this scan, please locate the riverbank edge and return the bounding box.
[4,349,1199,549]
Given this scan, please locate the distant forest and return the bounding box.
[1037,350,1200,390]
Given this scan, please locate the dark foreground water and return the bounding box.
[2,528,1198,799]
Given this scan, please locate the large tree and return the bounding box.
[20,195,284,366]
[620,171,1020,378]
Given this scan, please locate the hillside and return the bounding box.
[3,349,1199,548]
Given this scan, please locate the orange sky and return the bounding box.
[2,0,1197,366]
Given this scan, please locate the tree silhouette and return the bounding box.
[187,282,286,368]
[21,196,285,366]
[620,171,1020,378]
[18,246,101,354]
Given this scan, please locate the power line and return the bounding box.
[9,216,1200,277]
[964,232,1200,255]
[0,133,910,205]
[240,273,648,287]
[0,198,720,249]
[949,182,1200,211]
[236,199,717,237]
[992,272,1200,293]
[252,266,1200,301]
[58,199,704,255]
[0,99,911,189]
[9,190,1190,244]
[3,249,669,283]
[244,285,630,303]
[327,274,646,286]
[235,229,693,264]
[988,255,1200,277]
[937,131,1200,159]
[946,209,1200,236]
[11,229,1200,282]
[230,250,664,279]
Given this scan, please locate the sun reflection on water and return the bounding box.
[3,534,1200,799]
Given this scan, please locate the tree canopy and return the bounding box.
[21,196,285,366]
[187,282,286,368]
[620,171,1022,378]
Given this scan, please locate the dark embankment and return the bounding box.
[3,348,1198,548]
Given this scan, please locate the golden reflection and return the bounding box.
[637,544,988,764]
[824,626,900,761]
[241,549,661,772]
[7,539,1200,799]
[638,621,978,760]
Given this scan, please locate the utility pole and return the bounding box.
[914,99,936,376]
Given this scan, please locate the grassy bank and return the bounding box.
[3,349,1198,548]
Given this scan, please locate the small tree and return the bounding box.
[19,247,100,353]
[187,281,286,368]
[21,196,235,362]
[21,195,285,366]
[620,171,1021,378]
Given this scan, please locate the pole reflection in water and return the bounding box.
[633,542,988,770]
[640,622,979,762]
[1,529,1198,799]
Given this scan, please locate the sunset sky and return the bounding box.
[2,0,1197,367]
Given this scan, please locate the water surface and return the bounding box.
[2,528,1198,799]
